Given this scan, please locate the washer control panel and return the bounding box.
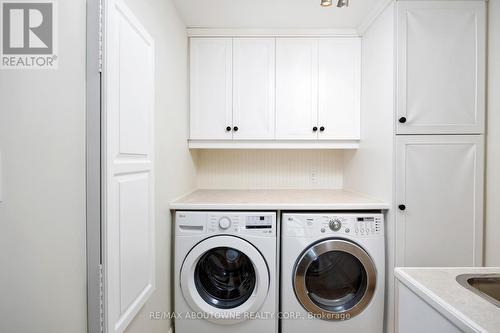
[176,211,276,237]
[284,213,384,238]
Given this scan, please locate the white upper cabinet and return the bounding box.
[190,38,233,140]
[395,135,484,267]
[233,38,276,140]
[396,1,486,135]
[276,38,319,140]
[189,36,362,148]
[318,38,361,140]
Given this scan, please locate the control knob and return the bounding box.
[218,217,232,230]
[329,218,342,231]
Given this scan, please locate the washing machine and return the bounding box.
[281,212,385,333]
[174,211,277,333]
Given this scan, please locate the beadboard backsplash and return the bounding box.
[195,150,344,189]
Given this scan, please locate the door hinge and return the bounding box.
[98,0,103,73]
[99,264,104,333]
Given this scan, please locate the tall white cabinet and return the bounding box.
[395,0,486,268]
[396,135,484,267]
[396,1,486,134]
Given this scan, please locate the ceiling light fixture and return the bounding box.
[320,0,333,7]
[337,0,349,8]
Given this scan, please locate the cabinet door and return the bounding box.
[276,38,318,140]
[318,38,361,140]
[397,1,486,134]
[396,135,484,267]
[397,283,463,333]
[233,38,276,140]
[190,38,232,140]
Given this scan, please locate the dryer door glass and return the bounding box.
[305,251,366,312]
[294,239,376,320]
[194,247,256,309]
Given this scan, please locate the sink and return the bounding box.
[456,274,500,307]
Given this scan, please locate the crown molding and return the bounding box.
[187,27,360,37]
[357,0,394,35]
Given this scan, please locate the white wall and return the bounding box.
[121,0,196,332]
[0,0,87,332]
[0,1,193,332]
[485,0,500,266]
[196,150,343,189]
[343,3,395,333]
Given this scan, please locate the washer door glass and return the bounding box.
[305,251,366,312]
[195,247,256,309]
[180,235,270,324]
[294,239,376,320]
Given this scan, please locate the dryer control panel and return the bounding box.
[283,213,384,238]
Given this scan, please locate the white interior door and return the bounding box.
[395,135,484,267]
[190,38,233,140]
[276,38,319,140]
[232,38,276,140]
[318,38,361,140]
[104,1,155,332]
[396,1,486,134]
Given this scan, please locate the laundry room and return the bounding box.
[0,0,499,333]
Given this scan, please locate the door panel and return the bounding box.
[276,38,318,140]
[318,38,361,140]
[117,174,152,313]
[104,1,155,332]
[397,1,486,134]
[190,38,233,140]
[396,135,484,267]
[118,19,152,154]
[233,38,276,140]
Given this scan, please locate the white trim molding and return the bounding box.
[357,0,395,35]
[188,140,360,149]
[187,28,360,37]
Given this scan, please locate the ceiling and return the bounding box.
[172,0,382,30]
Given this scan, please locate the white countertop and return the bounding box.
[395,267,500,333]
[170,189,389,210]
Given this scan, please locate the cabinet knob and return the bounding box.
[313,126,318,132]
[233,126,239,132]
[399,117,407,124]
[320,126,325,132]
[398,204,406,211]
[226,126,232,132]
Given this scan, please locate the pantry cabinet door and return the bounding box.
[318,38,361,140]
[190,38,233,140]
[276,38,319,140]
[396,1,486,134]
[233,38,276,140]
[395,135,484,267]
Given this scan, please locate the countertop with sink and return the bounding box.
[169,189,389,211]
[395,267,500,333]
